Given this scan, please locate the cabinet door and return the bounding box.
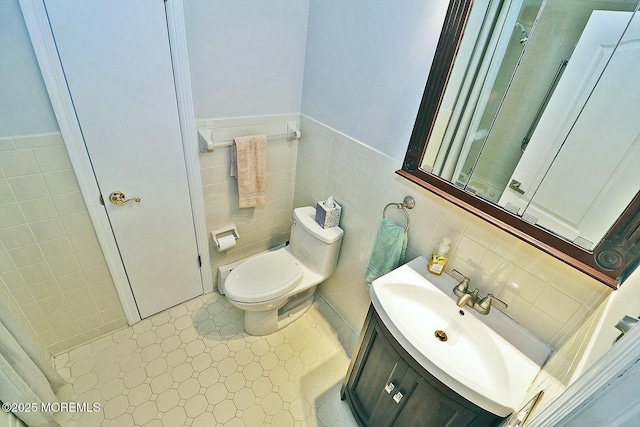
[385,371,478,427]
[343,307,502,427]
[350,320,409,424]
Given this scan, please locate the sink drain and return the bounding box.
[434,330,448,342]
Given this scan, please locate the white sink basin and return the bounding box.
[370,257,550,417]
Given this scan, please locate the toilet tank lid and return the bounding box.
[294,206,344,244]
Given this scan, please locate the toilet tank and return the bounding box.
[289,207,343,279]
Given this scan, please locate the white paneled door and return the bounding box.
[44,0,203,317]
[500,11,639,249]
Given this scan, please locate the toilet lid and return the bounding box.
[224,251,302,303]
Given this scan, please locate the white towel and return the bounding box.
[231,135,267,208]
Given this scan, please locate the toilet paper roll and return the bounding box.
[216,234,237,252]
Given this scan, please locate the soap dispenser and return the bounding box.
[428,237,451,275]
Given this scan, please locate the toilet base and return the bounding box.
[244,288,316,336]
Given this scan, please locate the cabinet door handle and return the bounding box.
[393,391,404,403]
[384,383,395,394]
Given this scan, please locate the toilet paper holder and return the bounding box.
[212,224,240,249]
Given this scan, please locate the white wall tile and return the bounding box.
[32,146,73,172]
[43,170,81,195]
[534,286,581,324]
[60,212,93,235]
[478,250,514,285]
[549,263,603,302]
[0,138,16,152]
[29,316,53,333]
[496,289,530,323]
[68,230,100,252]
[39,237,74,260]
[0,225,36,249]
[0,150,40,177]
[19,197,58,222]
[11,286,36,305]
[518,247,557,283]
[13,133,64,149]
[198,114,300,287]
[295,115,611,349]
[521,307,563,344]
[0,179,16,203]
[0,251,14,273]
[0,133,125,355]
[2,122,613,361]
[454,236,488,271]
[0,203,26,228]
[464,216,497,247]
[52,192,87,216]
[503,267,546,304]
[9,175,50,200]
[49,255,81,277]
[76,248,106,269]
[38,294,69,315]
[56,271,87,292]
[29,279,62,300]
[48,308,75,329]
[19,301,45,318]
[19,262,53,284]
[9,245,45,268]
[1,270,26,290]
[0,300,47,363]
[30,218,67,242]
[84,265,111,285]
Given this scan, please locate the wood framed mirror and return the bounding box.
[400,0,640,288]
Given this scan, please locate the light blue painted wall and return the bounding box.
[3,0,449,161]
[183,0,310,119]
[301,0,449,160]
[0,0,59,136]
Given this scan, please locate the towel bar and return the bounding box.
[383,196,415,232]
[199,121,301,152]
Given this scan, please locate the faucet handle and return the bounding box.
[451,270,470,296]
[451,269,469,281]
[477,294,508,313]
[487,294,508,309]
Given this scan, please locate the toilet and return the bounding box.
[223,206,344,335]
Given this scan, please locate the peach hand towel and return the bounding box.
[231,135,267,208]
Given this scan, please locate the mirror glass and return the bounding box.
[419,0,640,251]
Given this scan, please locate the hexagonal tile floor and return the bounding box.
[52,293,360,426]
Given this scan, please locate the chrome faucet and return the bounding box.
[451,270,508,314]
[456,288,479,308]
[452,270,477,308]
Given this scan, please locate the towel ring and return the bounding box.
[383,196,415,232]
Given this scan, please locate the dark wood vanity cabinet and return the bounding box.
[341,305,504,427]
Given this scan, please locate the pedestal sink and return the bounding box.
[370,257,551,417]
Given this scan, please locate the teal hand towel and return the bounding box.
[365,218,408,289]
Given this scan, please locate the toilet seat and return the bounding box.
[225,250,302,303]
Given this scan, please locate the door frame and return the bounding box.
[527,316,640,426]
[19,0,213,325]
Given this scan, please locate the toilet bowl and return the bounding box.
[223,206,344,335]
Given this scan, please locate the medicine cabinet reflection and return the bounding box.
[401,0,640,287]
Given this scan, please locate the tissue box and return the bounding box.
[315,200,342,228]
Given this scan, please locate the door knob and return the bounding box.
[109,191,141,206]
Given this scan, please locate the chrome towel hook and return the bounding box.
[382,196,415,232]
